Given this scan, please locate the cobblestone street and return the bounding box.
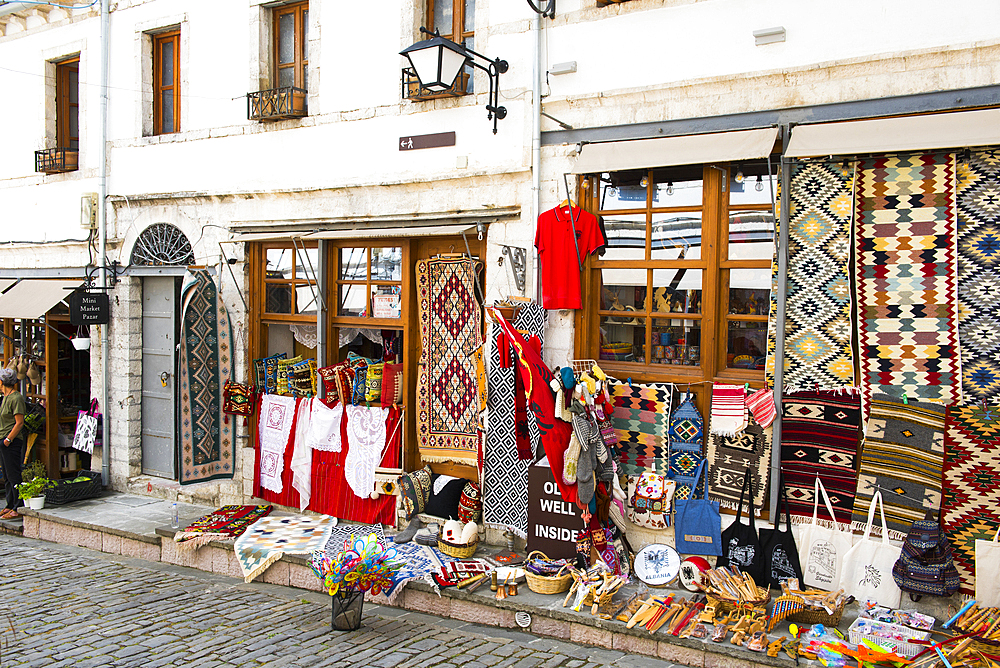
[0,536,673,668]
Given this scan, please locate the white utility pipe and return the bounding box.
[531,11,542,302]
[99,0,110,486]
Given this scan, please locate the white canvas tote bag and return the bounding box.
[796,478,853,590]
[841,491,902,607]
[976,528,1000,606]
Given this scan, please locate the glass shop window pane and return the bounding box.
[599,176,647,211]
[302,10,309,60]
[434,0,453,35]
[160,41,173,86]
[728,210,775,261]
[653,172,703,208]
[599,316,646,365]
[600,268,646,314]
[68,69,78,104]
[729,172,777,206]
[652,317,702,367]
[278,67,294,88]
[371,247,402,281]
[728,268,771,317]
[464,0,475,32]
[294,248,319,280]
[339,247,367,281]
[372,285,402,319]
[652,211,701,261]
[338,283,366,317]
[160,90,174,133]
[265,284,292,314]
[652,269,701,314]
[266,248,293,279]
[278,12,295,64]
[600,214,646,261]
[727,321,767,370]
[296,285,318,314]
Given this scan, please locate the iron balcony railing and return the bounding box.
[247,86,308,122]
[35,147,79,174]
[401,67,470,101]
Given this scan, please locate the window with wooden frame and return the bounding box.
[274,2,308,90]
[153,30,180,135]
[577,163,776,417]
[428,0,474,93]
[262,244,320,317]
[56,57,79,151]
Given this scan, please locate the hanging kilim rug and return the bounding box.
[483,321,530,538]
[668,392,705,500]
[780,390,860,526]
[765,162,856,392]
[610,381,672,477]
[179,269,235,484]
[415,257,483,465]
[707,417,772,515]
[942,404,1000,596]
[235,514,337,583]
[383,537,457,604]
[855,152,960,404]
[850,394,946,540]
[957,149,1000,404]
[173,505,272,550]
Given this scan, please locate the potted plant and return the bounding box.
[18,461,53,510]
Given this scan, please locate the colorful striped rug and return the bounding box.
[610,381,672,476]
[855,153,960,404]
[942,404,1000,596]
[851,395,945,540]
[957,149,1000,404]
[780,390,860,526]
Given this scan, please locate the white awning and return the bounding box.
[302,225,477,240]
[572,127,779,174]
[0,280,81,320]
[786,109,1000,158]
[222,231,310,243]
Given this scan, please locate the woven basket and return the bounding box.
[523,551,572,595]
[437,536,478,559]
[709,586,771,613]
[787,600,846,627]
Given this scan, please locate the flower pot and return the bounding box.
[72,337,91,351]
[27,496,45,510]
[330,589,364,631]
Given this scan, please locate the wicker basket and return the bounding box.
[524,551,572,595]
[437,536,478,559]
[709,586,771,613]
[787,600,846,627]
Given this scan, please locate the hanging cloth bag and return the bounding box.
[892,513,961,600]
[759,476,803,589]
[674,460,722,556]
[71,399,101,455]
[796,477,853,590]
[841,491,902,608]
[976,528,1000,606]
[716,466,764,582]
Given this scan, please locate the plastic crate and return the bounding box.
[848,618,931,658]
[46,471,104,506]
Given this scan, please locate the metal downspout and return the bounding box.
[532,12,542,302]
[768,125,791,520]
[99,0,110,486]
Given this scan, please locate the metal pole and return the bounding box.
[316,240,326,371]
[99,0,110,487]
[532,11,542,302]
[769,124,792,520]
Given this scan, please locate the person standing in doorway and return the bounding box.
[0,368,26,519]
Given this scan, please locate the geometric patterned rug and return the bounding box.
[173,505,273,549]
[707,417,772,515]
[766,161,857,392]
[415,257,483,465]
[780,390,860,526]
[855,152,961,404]
[610,381,672,476]
[179,269,235,485]
[483,321,530,538]
[942,404,1000,596]
[383,537,457,604]
[851,394,946,540]
[957,149,1000,404]
[234,514,337,583]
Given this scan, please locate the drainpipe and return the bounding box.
[99,0,110,486]
[531,11,542,302]
[0,2,32,17]
[768,124,791,520]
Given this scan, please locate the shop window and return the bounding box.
[579,161,776,413]
[263,244,319,315]
[336,246,403,319]
[153,30,180,135]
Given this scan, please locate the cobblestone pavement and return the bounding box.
[0,536,675,668]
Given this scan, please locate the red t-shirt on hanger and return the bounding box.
[534,204,604,310]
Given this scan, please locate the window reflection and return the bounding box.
[652,269,701,314]
[728,210,775,261]
[340,247,366,281]
[652,317,701,366]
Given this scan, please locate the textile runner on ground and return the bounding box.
[855,152,960,404]
[610,381,672,477]
[766,162,857,393]
[179,269,235,484]
[173,505,272,549]
[851,394,945,540]
[957,149,1000,404]
[942,405,1000,596]
[235,514,337,583]
[383,537,457,603]
[415,257,483,465]
[707,418,772,515]
[780,390,860,526]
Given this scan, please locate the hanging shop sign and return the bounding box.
[69,291,110,326]
[399,131,456,151]
[527,460,582,560]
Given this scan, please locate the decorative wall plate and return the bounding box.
[633,543,681,587]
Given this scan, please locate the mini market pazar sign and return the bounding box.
[69,291,110,326]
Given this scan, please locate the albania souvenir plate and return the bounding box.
[633,543,681,587]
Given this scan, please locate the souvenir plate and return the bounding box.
[679,556,711,592]
[633,543,681,587]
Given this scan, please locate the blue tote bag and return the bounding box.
[673,461,722,556]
